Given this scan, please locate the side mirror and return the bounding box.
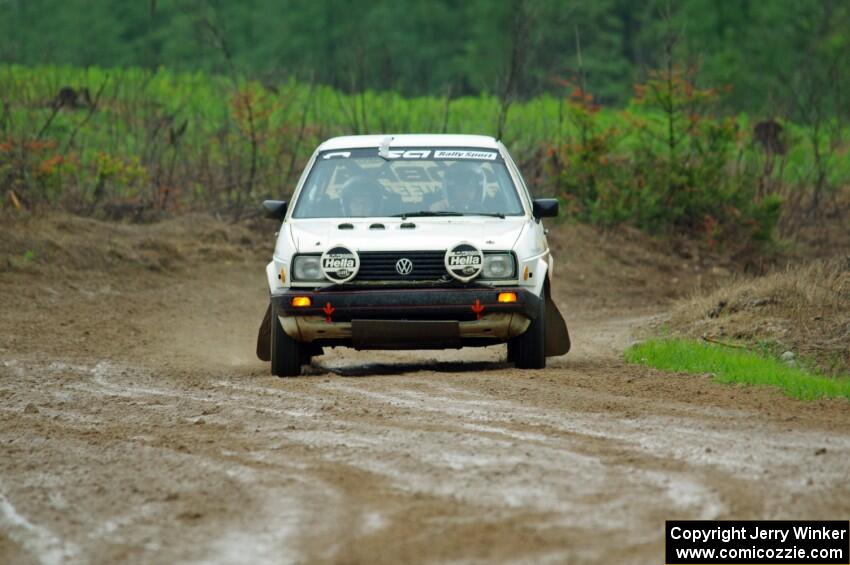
[532,198,559,219]
[262,200,288,220]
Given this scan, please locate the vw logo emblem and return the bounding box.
[395,258,413,276]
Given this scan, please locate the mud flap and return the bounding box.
[544,294,571,356]
[256,304,271,361]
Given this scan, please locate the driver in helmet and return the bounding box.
[340,177,383,217]
[431,163,487,213]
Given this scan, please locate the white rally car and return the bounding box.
[257,134,570,376]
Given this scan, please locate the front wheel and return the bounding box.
[509,289,546,369]
[270,306,305,377]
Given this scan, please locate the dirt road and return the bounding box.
[2,215,849,564]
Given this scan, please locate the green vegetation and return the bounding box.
[1,3,848,248]
[0,0,850,248]
[625,339,850,402]
[4,64,847,250]
[2,0,849,118]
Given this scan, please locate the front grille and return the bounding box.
[356,250,448,281]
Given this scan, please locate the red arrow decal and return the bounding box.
[470,298,485,320]
[322,302,335,323]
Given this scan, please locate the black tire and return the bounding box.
[506,339,517,363]
[509,289,546,369]
[304,344,324,365]
[270,305,304,377]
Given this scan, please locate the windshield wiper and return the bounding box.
[392,211,463,219]
[392,211,507,219]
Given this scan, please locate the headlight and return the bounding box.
[481,253,516,279]
[292,255,325,281]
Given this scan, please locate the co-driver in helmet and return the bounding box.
[340,177,383,217]
[430,162,487,213]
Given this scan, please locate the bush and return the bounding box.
[552,69,784,252]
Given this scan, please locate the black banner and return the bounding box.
[666,521,849,564]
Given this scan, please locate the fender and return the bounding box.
[518,253,570,357]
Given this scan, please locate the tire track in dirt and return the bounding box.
[3,234,850,563]
[0,482,78,565]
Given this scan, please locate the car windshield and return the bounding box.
[291,147,525,218]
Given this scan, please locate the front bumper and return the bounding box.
[271,286,539,348]
[272,286,540,321]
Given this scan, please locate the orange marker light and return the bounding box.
[291,296,312,307]
[523,266,530,281]
[279,268,286,282]
[497,292,518,303]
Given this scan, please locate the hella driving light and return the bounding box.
[320,245,360,283]
[445,243,484,282]
[481,253,516,279]
[292,255,324,281]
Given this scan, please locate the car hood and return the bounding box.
[288,217,529,253]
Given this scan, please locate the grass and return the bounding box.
[625,338,850,401]
[668,258,850,376]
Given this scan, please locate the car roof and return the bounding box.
[317,134,500,151]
